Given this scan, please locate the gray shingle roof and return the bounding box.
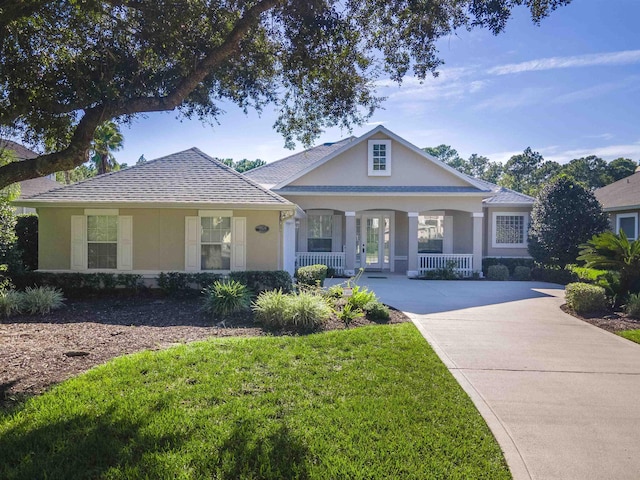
[0,139,38,160]
[19,148,292,207]
[595,171,640,210]
[19,177,61,198]
[275,185,486,194]
[469,177,535,205]
[244,138,355,186]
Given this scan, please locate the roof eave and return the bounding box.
[273,190,493,197]
[13,200,295,210]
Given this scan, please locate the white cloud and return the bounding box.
[485,150,526,164]
[472,87,552,111]
[544,142,640,164]
[488,50,640,75]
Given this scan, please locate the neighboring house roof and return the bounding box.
[244,138,355,187]
[0,139,60,199]
[16,148,293,208]
[0,139,38,160]
[594,170,640,211]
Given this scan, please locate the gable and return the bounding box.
[288,132,473,188]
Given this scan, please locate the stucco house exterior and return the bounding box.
[595,167,640,241]
[15,126,534,277]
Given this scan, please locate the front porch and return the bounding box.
[293,209,483,277]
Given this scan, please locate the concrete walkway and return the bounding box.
[329,275,640,480]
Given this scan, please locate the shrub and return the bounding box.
[22,286,65,315]
[626,293,640,319]
[578,231,640,303]
[566,265,609,283]
[287,292,332,329]
[229,270,293,295]
[202,280,251,318]
[325,284,344,299]
[14,214,38,271]
[295,264,328,287]
[347,285,377,309]
[528,177,609,266]
[565,282,607,314]
[338,303,364,328]
[531,266,578,285]
[513,266,531,281]
[482,257,534,276]
[157,271,190,294]
[363,301,390,321]
[253,289,290,327]
[487,264,509,281]
[0,289,23,317]
[420,261,460,280]
[11,272,145,296]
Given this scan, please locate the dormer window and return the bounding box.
[368,140,391,176]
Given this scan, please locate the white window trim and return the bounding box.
[368,139,392,176]
[71,212,132,271]
[492,212,529,248]
[616,213,638,240]
[185,213,246,272]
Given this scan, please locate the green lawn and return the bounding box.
[619,329,640,344]
[0,324,510,479]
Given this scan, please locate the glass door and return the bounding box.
[358,213,391,270]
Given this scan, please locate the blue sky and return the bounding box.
[117,0,640,167]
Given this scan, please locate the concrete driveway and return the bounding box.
[330,275,640,480]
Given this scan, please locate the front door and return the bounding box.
[358,213,391,270]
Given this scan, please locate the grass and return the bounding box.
[618,329,640,344]
[0,324,510,479]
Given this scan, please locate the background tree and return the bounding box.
[560,155,610,189]
[466,154,504,183]
[422,145,466,171]
[606,157,638,182]
[499,147,546,196]
[90,121,124,175]
[528,177,609,266]
[0,0,570,188]
[220,158,267,173]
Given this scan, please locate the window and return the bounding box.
[201,216,231,270]
[87,215,118,269]
[71,210,132,271]
[307,214,333,252]
[418,215,444,253]
[492,212,528,248]
[368,140,391,176]
[616,213,638,240]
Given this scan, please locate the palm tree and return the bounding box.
[90,121,124,175]
[578,231,640,301]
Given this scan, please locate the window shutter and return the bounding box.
[185,216,200,271]
[118,216,133,270]
[70,215,87,270]
[231,217,246,271]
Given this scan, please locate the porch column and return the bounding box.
[472,212,484,277]
[344,211,356,276]
[407,212,419,278]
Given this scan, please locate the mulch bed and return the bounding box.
[0,296,408,409]
[560,304,640,333]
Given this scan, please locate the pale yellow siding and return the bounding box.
[36,207,282,272]
[289,132,471,188]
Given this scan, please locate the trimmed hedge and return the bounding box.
[487,264,509,281]
[15,214,38,271]
[513,266,532,281]
[565,282,608,314]
[531,266,578,285]
[11,272,145,297]
[482,257,534,276]
[229,270,292,296]
[296,264,328,287]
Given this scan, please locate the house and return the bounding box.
[0,140,60,214]
[14,126,534,277]
[14,149,295,274]
[245,126,534,276]
[595,167,640,240]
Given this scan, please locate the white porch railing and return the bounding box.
[418,254,474,277]
[295,252,345,275]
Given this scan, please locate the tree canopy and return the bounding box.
[0,0,570,188]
